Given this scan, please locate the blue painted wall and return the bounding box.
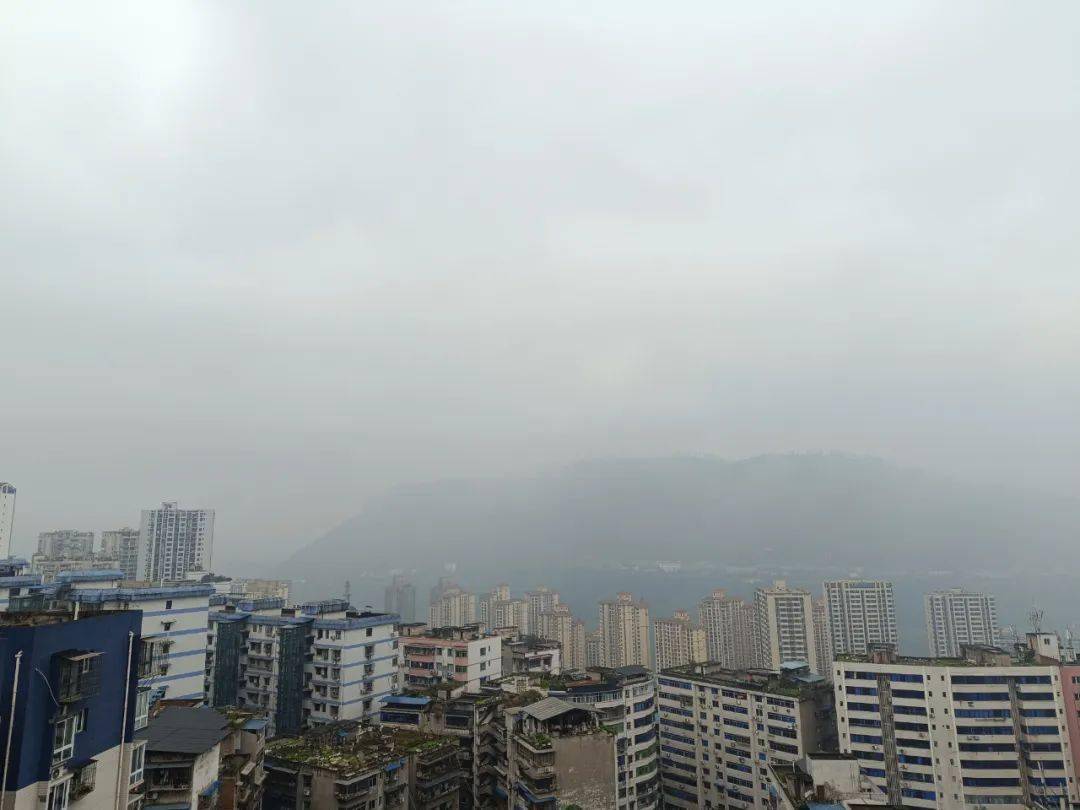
[0,610,142,791]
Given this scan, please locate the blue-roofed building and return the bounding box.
[0,607,145,809]
[206,598,400,737]
[4,570,214,710]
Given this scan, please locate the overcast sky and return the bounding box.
[2,1,1078,570]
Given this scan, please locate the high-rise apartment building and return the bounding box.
[599,592,651,669]
[384,574,416,622]
[137,501,215,582]
[525,585,559,632]
[0,482,15,558]
[37,529,95,558]
[586,630,604,668]
[536,604,586,670]
[657,661,837,809]
[548,666,661,809]
[207,597,399,736]
[755,580,818,670]
[102,527,140,579]
[477,583,510,627]
[834,644,1077,809]
[653,609,707,671]
[429,585,476,628]
[491,597,529,633]
[924,588,999,657]
[812,596,833,676]
[824,579,898,657]
[698,588,757,670]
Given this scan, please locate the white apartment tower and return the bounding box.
[536,605,583,669]
[834,645,1077,809]
[812,596,833,676]
[428,586,477,628]
[925,588,1000,657]
[658,662,837,810]
[37,529,96,558]
[102,527,141,580]
[824,579,898,656]
[525,586,559,632]
[138,501,215,582]
[653,609,707,671]
[755,580,818,671]
[599,592,651,669]
[491,597,530,633]
[0,482,15,558]
[698,589,757,670]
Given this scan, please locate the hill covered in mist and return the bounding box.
[280,454,1078,590]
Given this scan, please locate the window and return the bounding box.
[75,708,89,733]
[165,599,172,610]
[129,741,146,787]
[53,716,76,764]
[46,778,71,810]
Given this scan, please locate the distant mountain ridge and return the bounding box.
[279,453,1079,592]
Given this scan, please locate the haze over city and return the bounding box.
[3,1,1080,576]
[5,5,1080,810]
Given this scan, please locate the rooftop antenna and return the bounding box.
[344,579,351,605]
[1029,606,1045,634]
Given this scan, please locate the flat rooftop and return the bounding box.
[660,663,829,698]
[266,727,455,775]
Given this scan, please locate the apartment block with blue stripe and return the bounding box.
[0,567,214,709]
[207,594,400,737]
[0,607,145,810]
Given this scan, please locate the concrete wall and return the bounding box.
[554,735,616,810]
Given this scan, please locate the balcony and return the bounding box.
[56,652,102,702]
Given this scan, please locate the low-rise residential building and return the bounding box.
[506,695,619,809]
[503,635,562,677]
[653,609,707,671]
[136,705,231,810]
[206,595,400,736]
[0,606,145,810]
[228,577,292,604]
[834,643,1079,810]
[657,660,837,809]
[217,709,268,810]
[30,553,122,582]
[0,556,35,611]
[6,568,214,705]
[548,665,661,809]
[400,624,503,693]
[379,687,504,808]
[264,723,463,810]
[765,752,891,809]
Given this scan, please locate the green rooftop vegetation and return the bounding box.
[266,727,454,774]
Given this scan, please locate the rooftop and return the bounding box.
[266,726,454,775]
[660,662,831,698]
[137,707,231,754]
